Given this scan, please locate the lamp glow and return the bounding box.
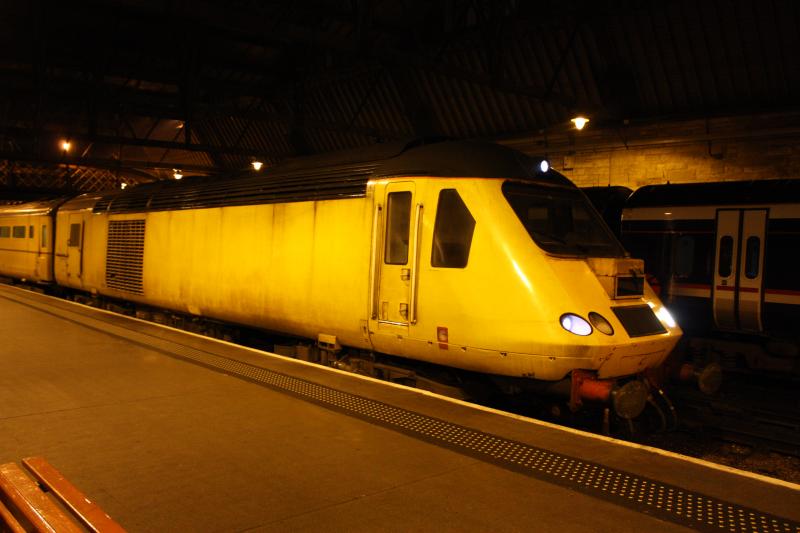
[571,116,589,130]
[560,313,593,336]
[121,183,127,190]
[60,140,71,152]
[173,169,183,180]
[539,159,549,173]
[252,160,263,171]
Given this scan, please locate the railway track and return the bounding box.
[667,375,800,457]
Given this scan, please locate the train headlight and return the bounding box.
[539,159,550,173]
[560,313,592,336]
[655,306,676,328]
[648,301,677,328]
[588,312,614,335]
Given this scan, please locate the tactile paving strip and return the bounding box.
[4,290,800,533]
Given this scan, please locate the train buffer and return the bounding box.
[0,456,125,533]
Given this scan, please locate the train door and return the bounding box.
[66,214,84,278]
[713,209,767,332]
[369,182,423,348]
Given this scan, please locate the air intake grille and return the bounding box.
[106,220,145,294]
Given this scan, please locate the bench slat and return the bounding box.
[0,462,83,533]
[22,457,126,533]
[0,498,27,533]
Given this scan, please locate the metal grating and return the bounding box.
[105,220,145,294]
[7,291,798,533]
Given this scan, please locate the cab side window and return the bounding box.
[432,189,475,268]
[0,226,9,238]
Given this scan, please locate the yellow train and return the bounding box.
[0,140,681,418]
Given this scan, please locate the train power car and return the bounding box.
[0,140,682,419]
[619,180,800,377]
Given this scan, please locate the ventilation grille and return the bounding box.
[106,220,145,294]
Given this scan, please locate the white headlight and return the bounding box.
[655,306,676,328]
[539,159,549,173]
[560,313,592,336]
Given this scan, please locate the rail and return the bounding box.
[0,456,125,532]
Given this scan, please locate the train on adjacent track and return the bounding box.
[583,180,800,380]
[0,140,683,420]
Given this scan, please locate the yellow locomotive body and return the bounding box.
[2,141,681,415]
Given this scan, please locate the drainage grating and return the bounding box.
[6,291,800,533]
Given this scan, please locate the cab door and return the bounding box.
[369,182,423,350]
[713,209,767,332]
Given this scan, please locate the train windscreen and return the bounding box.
[502,181,626,257]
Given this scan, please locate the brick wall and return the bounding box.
[500,112,800,189]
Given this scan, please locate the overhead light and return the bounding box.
[571,116,589,130]
[173,169,183,180]
[539,159,549,173]
[121,183,128,190]
[60,139,71,152]
[251,160,263,171]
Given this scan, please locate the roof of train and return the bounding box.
[625,179,800,207]
[0,197,68,216]
[83,140,567,215]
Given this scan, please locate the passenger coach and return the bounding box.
[620,180,800,374]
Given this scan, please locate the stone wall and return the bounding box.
[500,112,800,189]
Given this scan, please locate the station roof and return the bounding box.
[1,0,798,193]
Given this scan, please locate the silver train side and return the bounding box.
[0,141,682,418]
[584,181,800,378]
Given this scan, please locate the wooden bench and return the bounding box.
[0,456,125,532]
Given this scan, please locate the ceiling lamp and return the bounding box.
[173,169,183,180]
[60,139,71,152]
[251,160,263,171]
[571,116,589,130]
[120,183,128,190]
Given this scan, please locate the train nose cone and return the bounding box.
[611,380,648,419]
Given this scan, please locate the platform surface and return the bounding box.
[0,284,798,533]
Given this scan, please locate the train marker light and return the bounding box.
[539,159,549,173]
[560,313,592,336]
[588,312,614,335]
[571,116,589,130]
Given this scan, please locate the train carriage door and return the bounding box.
[713,209,766,332]
[66,214,84,278]
[373,182,421,331]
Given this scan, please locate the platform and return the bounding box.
[0,284,798,533]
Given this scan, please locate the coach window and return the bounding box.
[41,225,47,247]
[385,191,411,264]
[12,226,26,238]
[432,189,475,268]
[68,223,82,248]
[718,236,733,278]
[29,225,34,238]
[0,226,9,238]
[745,236,760,279]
